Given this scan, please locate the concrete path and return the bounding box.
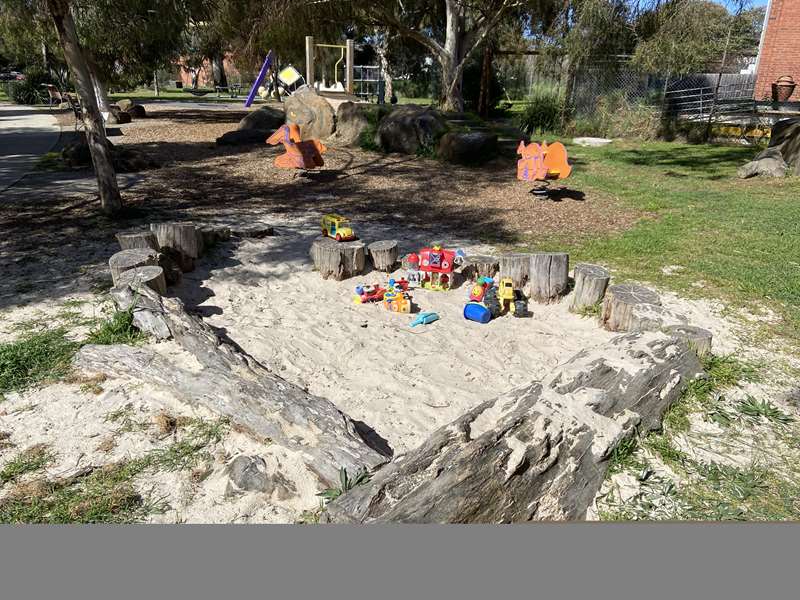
[0,103,61,192]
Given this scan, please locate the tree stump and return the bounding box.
[528,252,569,303]
[368,240,399,272]
[116,266,167,295]
[570,263,610,312]
[600,284,662,332]
[231,224,274,238]
[460,255,499,281]
[309,236,366,280]
[116,230,159,251]
[664,324,713,357]
[150,222,199,270]
[499,253,531,288]
[109,248,159,286]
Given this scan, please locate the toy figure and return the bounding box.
[266,123,326,170]
[516,140,571,182]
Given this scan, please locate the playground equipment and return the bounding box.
[266,123,326,170]
[516,140,572,198]
[305,36,354,94]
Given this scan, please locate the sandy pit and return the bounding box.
[174,214,619,455]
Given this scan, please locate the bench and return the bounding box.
[215,83,242,98]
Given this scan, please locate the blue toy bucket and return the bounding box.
[463,302,491,324]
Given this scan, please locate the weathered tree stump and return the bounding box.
[309,236,365,280]
[460,255,500,281]
[116,230,159,251]
[664,324,713,357]
[150,222,199,271]
[499,253,531,289]
[109,248,159,286]
[157,250,183,285]
[368,240,399,272]
[323,331,703,523]
[116,266,167,295]
[570,263,611,312]
[528,252,569,303]
[600,284,662,332]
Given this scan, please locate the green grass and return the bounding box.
[0,418,227,524]
[0,329,79,393]
[84,308,142,345]
[542,141,800,345]
[34,151,65,171]
[109,87,247,104]
[0,445,55,485]
[396,96,434,106]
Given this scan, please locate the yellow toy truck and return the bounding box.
[321,213,356,241]
[486,277,528,317]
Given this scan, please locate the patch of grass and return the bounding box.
[0,444,55,485]
[736,396,793,426]
[607,435,644,475]
[0,329,79,393]
[143,417,227,471]
[574,301,602,318]
[84,308,142,345]
[34,151,65,172]
[317,466,371,503]
[104,404,149,434]
[643,434,688,469]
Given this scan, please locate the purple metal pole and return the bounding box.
[244,50,274,108]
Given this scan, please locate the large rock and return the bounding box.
[216,129,269,146]
[106,106,132,125]
[126,104,146,119]
[738,118,800,178]
[284,86,335,139]
[237,106,285,131]
[324,331,703,523]
[60,134,157,172]
[116,98,134,112]
[438,131,498,164]
[328,102,388,147]
[375,105,449,154]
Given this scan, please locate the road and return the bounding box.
[0,103,61,193]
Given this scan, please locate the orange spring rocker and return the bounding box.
[266,123,327,169]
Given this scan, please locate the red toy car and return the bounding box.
[353,284,386,304]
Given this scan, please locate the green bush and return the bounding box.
[8,68,54,105]
[568,91,661,140]
[513,84,566,135]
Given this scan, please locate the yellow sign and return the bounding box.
[278,65,302,86]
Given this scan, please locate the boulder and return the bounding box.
[216,129,269,146]
[106,106,132,125]
[438,131,498,164]
[126,104,146,119]
[237,105,285,131]
[328,102,389,147]
[324,331,703,523]
[116,98,134,112]
[284,86,335,139]
[375,105,449,154]
[738,118,800,178]
[61,134,157,172]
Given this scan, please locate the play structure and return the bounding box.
[305,36,355,95]
[516,140,572,198]
[266,123,326,170]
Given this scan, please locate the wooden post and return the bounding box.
[116,230,159,251]
[305,36,315,88]
[460,255,499,281]
[570,263,610,312]
[109,248,159,286]
[499,253,531,289]
[117,266,167,295]
[368,240,399,272]
[528,252,569,303]
[310,236,365,280]
[600,284,661,332]
[346,39,355,95]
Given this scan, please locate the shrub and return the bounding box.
[514,84,566,135]
[8,68,54,105]
[568,91,661,140]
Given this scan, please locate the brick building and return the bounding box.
[755,0,800,101]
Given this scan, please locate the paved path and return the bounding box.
[0,103,61,192]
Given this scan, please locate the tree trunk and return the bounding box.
[528,252,569,303]
[570,263,610,313]
[85,52,111,113]
[116,230,159,251]
[45,0,121,215]
[499,253,531,289]
[310,236,366,280]
[367,240,399,272]
[374,29,393,103]
[212,53,228,88]
[323,331,703,523]
[440,0,465,112]
[108,248,159,286]
[599,284,687,333]
[477,40,494,118]
[116,265,167,295]
[460,255,499,281]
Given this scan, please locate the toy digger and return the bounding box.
[516,140,572,199]
[486,278,528,318]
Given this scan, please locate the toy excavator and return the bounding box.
[516,140,572,198]
[266,123,326,169]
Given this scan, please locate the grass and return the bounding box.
[537,140,800,346]
[0,417,227,524]
[0,444,54,485]
[0,307,144,394]
[317,466,371,503]
[108,87,247,104]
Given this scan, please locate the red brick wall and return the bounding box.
[756,0,800,101]
[176,54,242,88]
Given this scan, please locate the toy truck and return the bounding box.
[321,213,356,241]
[494,277,528,317]
[353,284,386,304]
[383,290,412,313]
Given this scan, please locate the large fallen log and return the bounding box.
[323,331,702,523]
[72,285,388,487]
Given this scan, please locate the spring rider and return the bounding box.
[266,123,326,170]
[516,140,572,199]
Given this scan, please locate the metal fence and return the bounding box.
[352,65,382,102]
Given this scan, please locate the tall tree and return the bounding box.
[44,0,121,214]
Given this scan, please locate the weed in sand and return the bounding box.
[0,329,79,393]
[0,444,55,485]
[317,466,371,503]
[84,308,142,345]
[574,302,602,318]
[736,396,793,426]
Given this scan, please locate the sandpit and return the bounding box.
[174,215,618,456]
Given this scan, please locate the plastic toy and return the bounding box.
[321,213,356,241]
[388,278,411,292]
[494,277,528,317]
[353,284,386,304]
[463,302,492,324]
[516,140,572,182]
[407,245,457,291]
[468,277,494,302]
[383,289,412,313]
[266,123,326,170]
[410,312,439,327]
